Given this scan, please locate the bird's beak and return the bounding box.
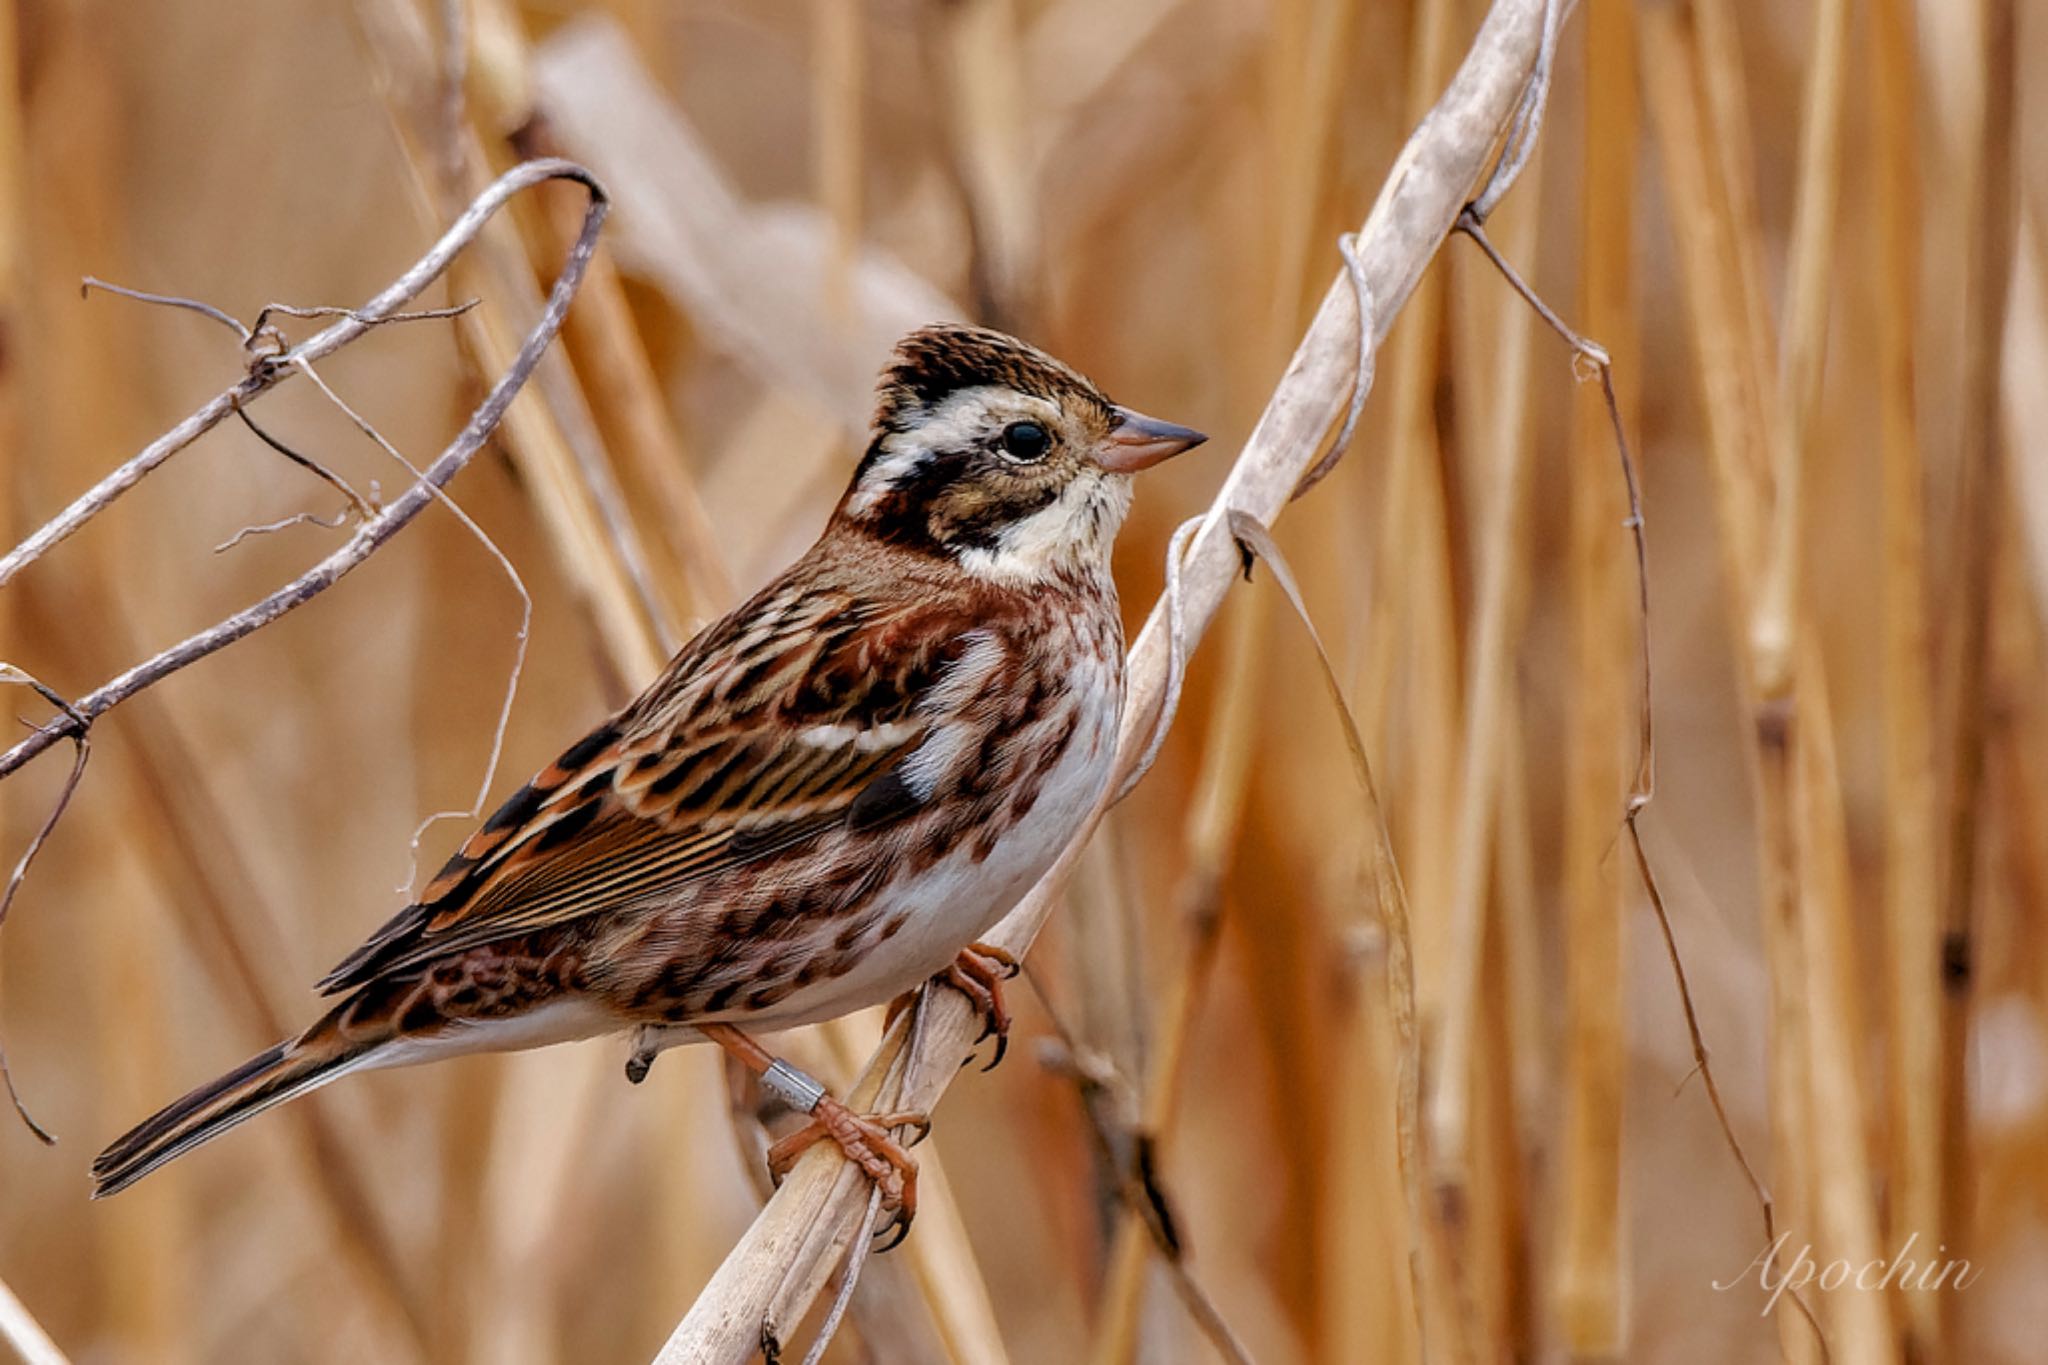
[1097,406,1208,473]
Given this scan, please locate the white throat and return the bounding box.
[954,473,1130,588]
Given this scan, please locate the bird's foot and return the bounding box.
[766,1095,930,1247]
[883,942,1019,1069]
[943,942,1020,1070]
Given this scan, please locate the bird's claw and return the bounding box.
[944,942,1019,1070]
[764,1096,927,1246]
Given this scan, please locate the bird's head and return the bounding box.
[837,324,1206,586]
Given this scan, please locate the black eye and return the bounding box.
[999,421,1051,463]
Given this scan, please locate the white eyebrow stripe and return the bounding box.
[842,387,1063,518]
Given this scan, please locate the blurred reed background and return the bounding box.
[0,0,2043,1362]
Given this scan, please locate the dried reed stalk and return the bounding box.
[1937,0,2017,1353]
[658,3,1554,1359]
[353,0,673,681]
[1365,0,1468,1356]
[1867,1,1942,1354]
[932,0,1035,329]
[811,0,864,325]
[1427,138,1544,1362]
[1554,0,1637,1351]
[0,1273,66,1365]
[1777,0,1896,1356]
[1643,0,1886,1356]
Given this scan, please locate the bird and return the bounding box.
[91,323,1206,1228]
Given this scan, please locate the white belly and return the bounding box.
[759,664,1119,1028]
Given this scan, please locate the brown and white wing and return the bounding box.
[317,590,1003,994]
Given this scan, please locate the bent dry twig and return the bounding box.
[1452,205,1828,1358]
[657,3,1555,1360]
[0,159,603,1155]
[0,163,582,590]
[278,357,536,900]
[0,158,605,783]
[0,665,89,1141]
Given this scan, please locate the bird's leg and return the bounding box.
[699,1022,928,1241]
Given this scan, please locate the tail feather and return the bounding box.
[91,1035,374,1198]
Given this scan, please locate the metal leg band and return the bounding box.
[762,1058,828,1115]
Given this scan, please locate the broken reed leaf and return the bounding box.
[1226,508,1421,1248]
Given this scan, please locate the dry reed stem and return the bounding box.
[1423,113,1555,1347]
[1554,0,1637,1349]
[1775,0,1896,1354]
[1353,6,1464,1354]
[1639,3,1847,1357]
[1793,639,1896,1363]
[354,0,672,678]
[1087,583,1267,1365]
[1689,0,1777,507]
[1425,138,1543,1244]
[933,0,1035,329]
[811,0,863,324]
[506,90,735,625]
[1867,0,1942,1353]
[0,1272,68,1365]
[1676,21,1834,1365]
[658,4,1552,1358]
[1491,719,1543,1140]
[552,233,737,619]
[1938,0,2017,1352]
[1636,9,1765,605]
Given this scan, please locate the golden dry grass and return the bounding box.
[2,1,2045,1362]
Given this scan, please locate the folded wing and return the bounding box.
[318,587,1000,993]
